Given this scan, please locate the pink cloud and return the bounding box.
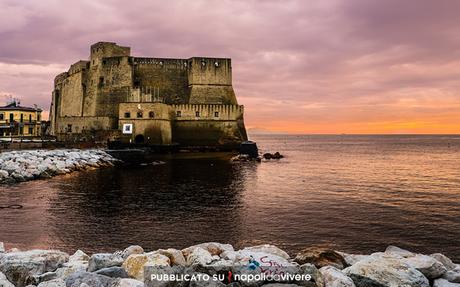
[1,0,460,133]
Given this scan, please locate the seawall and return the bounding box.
[0,242,458,287]
[0,149,118,184]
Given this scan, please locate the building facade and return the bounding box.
[50,42,247,147]
[0,101,43,138]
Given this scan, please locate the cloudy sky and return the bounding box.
[1,0,460,134]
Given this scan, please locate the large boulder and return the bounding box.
[235,249,292,268]
[121,246,144,260]
[155,249,187,266]
[433,278,460,287]
[87,253,124,272]
[95,266,130,278]
[65,271,115,287]
[294,248,347,269]
[343,253,429,287]
[431,253,457,271]
[443,269,460,283]
[115,278,145,287]
[384,246,414,258]
[300,264,325,287]
[0,249,69,287]
[36,278,65,287]
[182,243,234,258]
[402,254,446,279]
[384,246,447,279]
[0,271,15,287]
[186,248,216,266]
[241,245,290,260]
[54,259,88,279]
[122,253,170,281]
[52,249,89,279]
[319,266,355,287]
[337,253,368,267]
[68,250,89,263]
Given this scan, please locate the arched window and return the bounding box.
[149,111,155,118]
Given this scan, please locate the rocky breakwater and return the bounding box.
[0,149,118,184]
[0,243,459,287]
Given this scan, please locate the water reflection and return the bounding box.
[1,135,460,261]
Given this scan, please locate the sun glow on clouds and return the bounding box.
[1,0,460,133]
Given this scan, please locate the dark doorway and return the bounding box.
[134,134,145,144]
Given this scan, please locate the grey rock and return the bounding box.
[0,271,15,287]
[299,264,325,287]
[337,253,368,267]
[343,253,429,287]
[121,246,144,260]
[182,243,234,258]
[186,248,214,266]
[319,266,355,287]
[433,278,460,287]
[0,242,4,253]
[294,248,346,269]
[87,253,124,272]
[95,266,130,278]
[0,249,69,287]
[384,245,414,258]
[37,278,66,287]
[33,271,58,285]
[65,271,115,287]
[116,278,145,287]
[155,249,187,266]
[68,250,89,263]
[241,245,289,260]
[431,253,458,271]
[443,269,460,283]
[402,254,447,279]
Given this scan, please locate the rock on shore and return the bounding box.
[0,149,118,184]
[0,243,458,287]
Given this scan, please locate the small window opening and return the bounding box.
[137,112,143,118]
[149,111,155,118]
[124,112,131,118]
[195,111,200,117]
[176,111,181,117]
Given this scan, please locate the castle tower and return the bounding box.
[187,58,238,105]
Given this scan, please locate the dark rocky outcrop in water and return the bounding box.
[263,152,284,160]
[0,242,458,287]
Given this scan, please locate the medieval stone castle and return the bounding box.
[50,42,247,147]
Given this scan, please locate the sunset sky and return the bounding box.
[1,0,460,134]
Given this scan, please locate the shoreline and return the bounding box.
[0,242,458,287]
[0,149,118,184]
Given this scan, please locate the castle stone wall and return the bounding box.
[133,58,189,104]
[118,103,173,144]
[60,70,84,117]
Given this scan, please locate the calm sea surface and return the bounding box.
[1,135,460,260]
